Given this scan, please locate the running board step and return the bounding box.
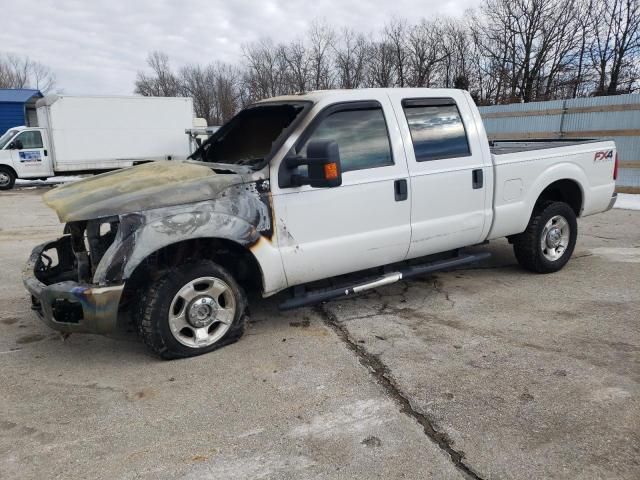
[278,251,491,311]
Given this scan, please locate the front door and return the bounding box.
[9,129,51,178]
[272,98,411,287]
[387,91,491,258]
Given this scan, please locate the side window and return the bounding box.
[299,107,393,172]
[402,101,470,161]
[14,131,43,149]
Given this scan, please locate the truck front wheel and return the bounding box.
[513,201,577,273]
[0,167,16,190]
[137,261,248,359]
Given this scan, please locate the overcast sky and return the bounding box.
[2,0,480,95]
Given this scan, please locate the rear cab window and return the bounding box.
[401,98,471,161]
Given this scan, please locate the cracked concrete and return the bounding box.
[316,303,484,480]
[1,188,464,480]
[1,188,638,479]
[322,209,640,480]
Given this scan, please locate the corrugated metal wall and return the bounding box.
[0,102,26,136]
[479,94,640,193]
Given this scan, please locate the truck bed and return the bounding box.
[490,139,600,155]
[487,139,617,241]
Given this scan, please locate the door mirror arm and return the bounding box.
[285,156,311,187]
[278,140,342,189]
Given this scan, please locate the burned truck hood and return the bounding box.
[43,161,245,222]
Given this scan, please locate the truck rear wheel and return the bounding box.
[0,167,16,190]
[137,261,248,359]
[513,201,577,273]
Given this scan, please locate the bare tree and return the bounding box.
[333,29,369,89]
[136,1,640,110]
[308,20,335,90]
[242,39,291,100]
[282,39,311,93]
[135,51,181,97]
[569,0,597,98]
[590,0,640,94]
[135,51,241,126]
[213,63,242,123]
[474,0,583,102]
[539,3,583,99]
[406,19,447,87]
[384,19,410,87]
[367,41,396,87]
[179,63,216,123]
[0,54,57,93]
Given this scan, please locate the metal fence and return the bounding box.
[479,94,640,193]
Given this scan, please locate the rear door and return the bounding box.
[9,129,52,178]
[271,96,411,287]
[387,90,491,258]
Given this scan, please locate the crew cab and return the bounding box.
[23,88,618,359]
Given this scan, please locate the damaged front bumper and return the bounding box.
[22,237,123,335]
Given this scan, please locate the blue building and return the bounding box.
[0,89,43,135]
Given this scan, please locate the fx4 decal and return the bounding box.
[594,150,614,162]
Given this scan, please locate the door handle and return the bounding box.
[394,179,408,201]
[472,169,483,189]
[44,149,48,156]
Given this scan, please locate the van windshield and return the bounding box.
[191,102,308,166]
[0,129,18,150]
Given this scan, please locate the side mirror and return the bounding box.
[282,140,342,188]
[9,140,23,150]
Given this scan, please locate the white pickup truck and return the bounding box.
[23,88,618,359]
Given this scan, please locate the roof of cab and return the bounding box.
[257,88,463,104]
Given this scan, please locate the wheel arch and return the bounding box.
[0,164,17,177]
[521,162,587,233]
[0,164,17,189]
[533,178,583,217]
[120,236,265,311]
[503,177,583,242]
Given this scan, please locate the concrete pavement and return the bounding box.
[1,187,638,479]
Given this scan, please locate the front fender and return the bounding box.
[94,195,288,296]
[126,211,261,278]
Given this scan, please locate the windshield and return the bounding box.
[192,102,308,166]
[0,129,18,150]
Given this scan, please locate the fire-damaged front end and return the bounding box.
[23,160,273,336]
[23,218,126,334]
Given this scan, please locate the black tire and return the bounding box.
[0,167,16,190]
[513,201,578,273]
[137,261,248,360]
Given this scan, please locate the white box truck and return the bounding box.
[0,95,195,189]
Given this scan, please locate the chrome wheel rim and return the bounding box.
[541,215,570,261]
[0,172,10,187]
[168,276,236,348]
